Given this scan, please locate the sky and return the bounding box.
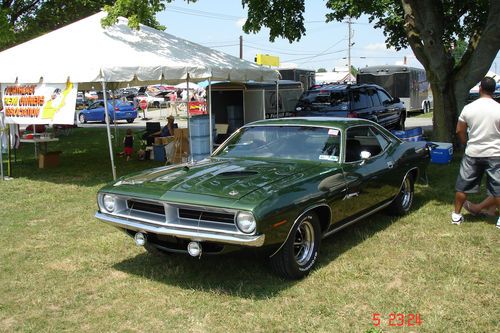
[157,0,499,74]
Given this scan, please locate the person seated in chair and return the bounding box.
[142,115,177,145]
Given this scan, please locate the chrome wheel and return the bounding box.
[387,173,414,216]
[400,176,413,210]
[294,220,315,266]
[270,212,321,279]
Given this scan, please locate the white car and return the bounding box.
[134,91,165,108]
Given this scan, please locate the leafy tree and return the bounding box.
[317,68,327,73]
[241,0,500,142]
[0,1,114,51]
[0,0,183,51]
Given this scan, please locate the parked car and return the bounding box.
[76,92,86,110]
[134,89,165,108]
[293,83,406,130]
[467,83,500,104]
[78,99,138,123]
[95,117,429,279]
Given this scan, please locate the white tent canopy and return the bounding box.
[0,11,279,180]
[0,11,278,87]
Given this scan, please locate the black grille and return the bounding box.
[178,209,235,224]
[127,200,165,215]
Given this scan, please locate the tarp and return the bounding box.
[0,11,279,87]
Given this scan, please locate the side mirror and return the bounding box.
[392,97,401,103]
[360,151,371,160]
[359,150,371,165]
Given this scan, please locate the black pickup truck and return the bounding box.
[293,83,406,130]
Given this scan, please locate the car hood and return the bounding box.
[111,158,318,200]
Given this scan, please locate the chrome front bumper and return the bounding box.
[95,212,266,247]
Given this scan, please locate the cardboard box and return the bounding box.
[39,151,61,168]
[161,137,174,145]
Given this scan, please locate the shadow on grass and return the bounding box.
[112,208,406,299]
[6,127,163,187]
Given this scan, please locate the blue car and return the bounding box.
[78,99,138,124]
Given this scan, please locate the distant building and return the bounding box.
[315,68,355,84]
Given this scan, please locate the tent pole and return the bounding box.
[187,74,193,163]
[275,81,279,119]
[101,80,117,180]
[208,77,213,154]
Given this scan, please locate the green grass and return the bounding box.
[0,128,498,332]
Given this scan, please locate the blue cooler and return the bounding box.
[429,142,453,164]
[405,127,423,141]
[392,127,424,141]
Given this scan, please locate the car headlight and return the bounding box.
[236,212,256,234]
[102,194,116,212]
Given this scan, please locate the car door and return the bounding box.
[351,88,377,122]
[341,125,400,216]
[86,101,102,121]
[377,88,400,127]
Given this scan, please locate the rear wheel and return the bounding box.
[153,101,160,108]
[126,118,134,123]
[395,114,405,130]
[387,173,414,216]
[270,212,321,279]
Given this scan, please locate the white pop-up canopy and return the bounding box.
[0,11,278,86]
[0,11,279,180]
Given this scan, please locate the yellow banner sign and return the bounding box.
[2,82,78,125]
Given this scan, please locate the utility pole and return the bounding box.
[239,35,243,59]
[347,17,352,82]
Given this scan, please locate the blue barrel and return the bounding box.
[189,115,215,161]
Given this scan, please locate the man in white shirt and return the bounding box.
[452,76,500,228]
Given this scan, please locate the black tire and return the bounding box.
[394,114,405,130]
[153,101,160,108]
[387,173,414,216]
[270,212,321,279]
[78,113,87,124]
[126,118,134,123]
[423,102,429,114]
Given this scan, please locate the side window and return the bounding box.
[369,89,381,107]
[377,89,392,105]
[351,89,372,110]
[344,126,389,162]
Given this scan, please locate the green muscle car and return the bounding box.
[96,117,429,279]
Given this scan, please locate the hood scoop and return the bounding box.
[217,171,259,178]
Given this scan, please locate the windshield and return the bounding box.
[214,125,341,162]
[298,90,349,109]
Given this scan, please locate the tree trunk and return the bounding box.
[430,80,457,142]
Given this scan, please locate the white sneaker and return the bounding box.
[496,217,500,229]
[451,213,463,225]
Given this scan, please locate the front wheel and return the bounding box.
[126,118,134,123]
[78,113,87,124]
[387,173,414,216]
[153,101,160,108]
[270,212,321,279]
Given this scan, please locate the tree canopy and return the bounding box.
[242,0,500,142]
[1,0,498,141]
